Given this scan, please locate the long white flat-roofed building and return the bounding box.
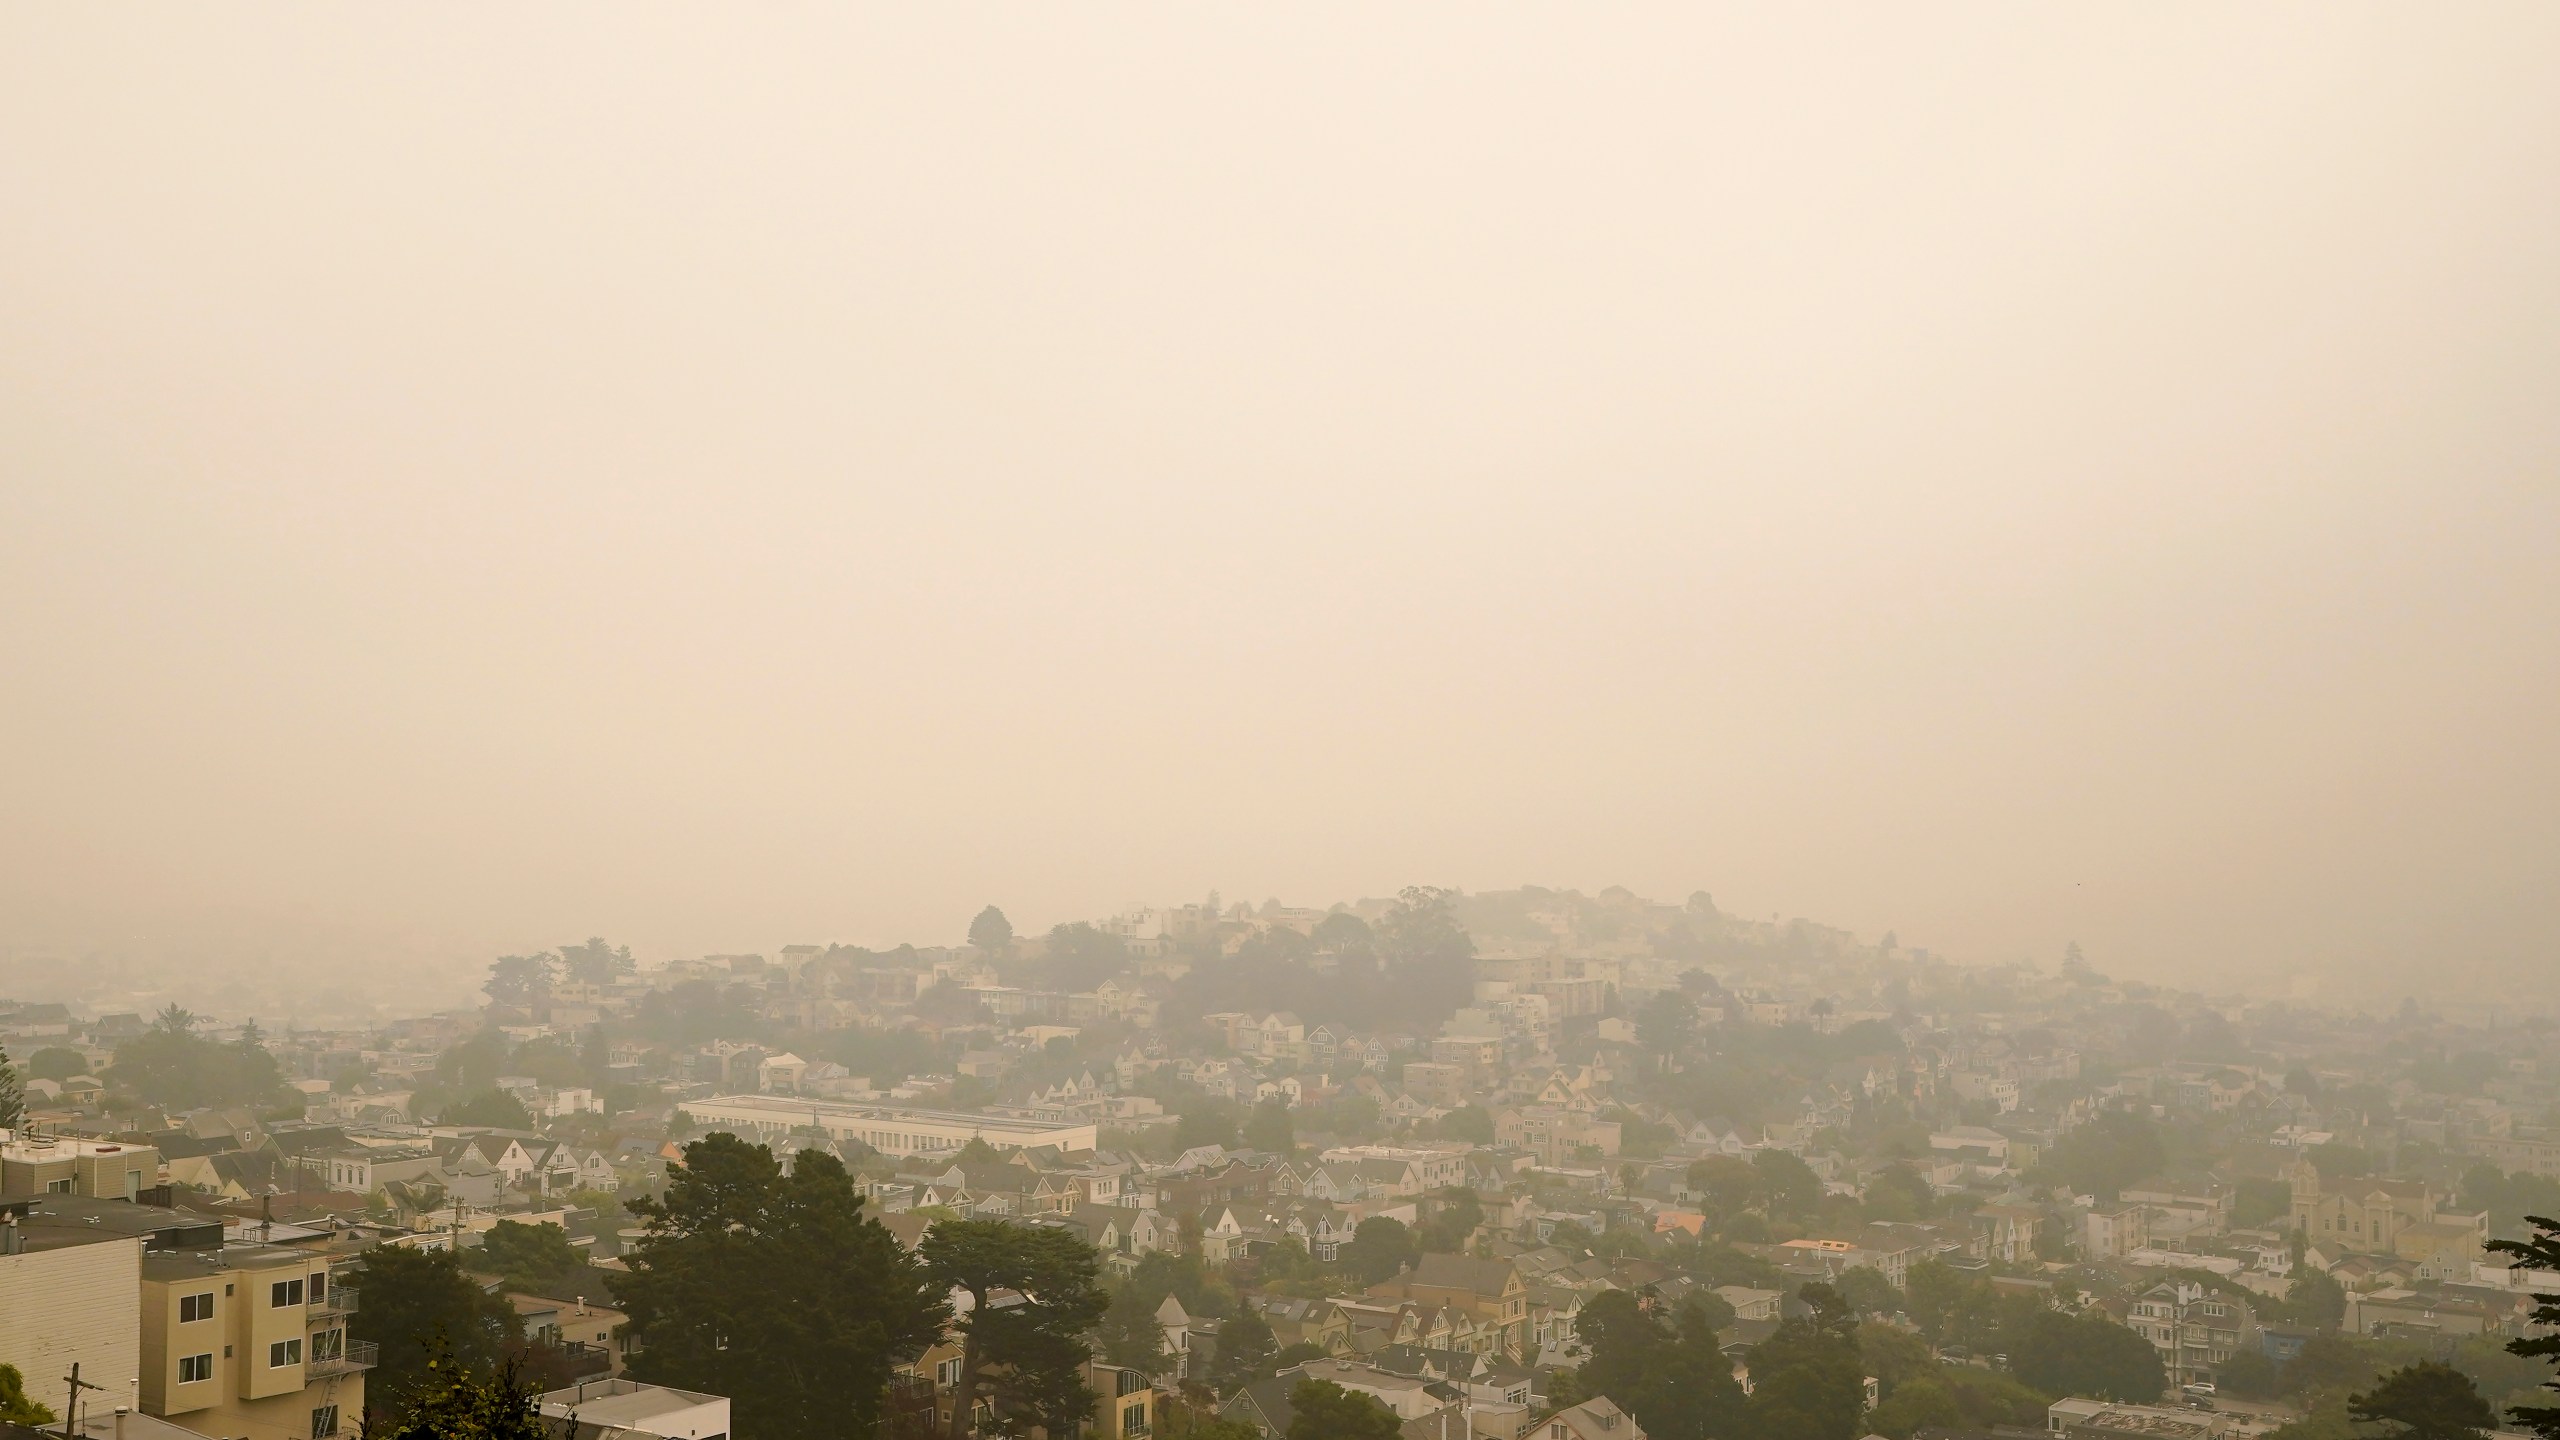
[681,1095,1097,1159]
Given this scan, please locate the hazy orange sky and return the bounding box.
[4,6,2555,1004]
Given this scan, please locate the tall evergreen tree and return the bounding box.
[619,1135,947,1440]
[918,1217,1109,1440]
[1741,1284,1868,1440]
[2492,1215,2560,1439]
[0,1042,24,1131]
[968,906,1014,953]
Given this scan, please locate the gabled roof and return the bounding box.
[1406,1252,1520,1296]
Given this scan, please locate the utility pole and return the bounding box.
[60,1361,103,1440]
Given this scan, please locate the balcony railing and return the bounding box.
[309,1341,378,1377]
[309,1285,359,1318]
[558,1343,615,1381]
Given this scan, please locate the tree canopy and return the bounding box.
[441,1089,535,1130]
[620,1134,948,1440]
[1559,1288,1748,1440]
[351,1243,525,1419]
[2009,1308,2164,1403]
[919,1217,1109,1439]
[1284,1379,1403,1440]
[473,1219,587,1294]
[107,1005,289,1108]
[1341,1216,1417,1284]
[362,1343,550,1440]
[968,906,1014,953]
[2350,1363,2499,1440]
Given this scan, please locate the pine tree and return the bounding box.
[2493,1215,2560,1439]
[0,1042,25,1131]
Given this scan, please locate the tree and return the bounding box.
[2349,1363,2498,1440]
[1341,1217,1416,1285]
[2010,1309,2164,1402]
[2290,1267,2348,1331]
[1173,1104,1242,1153]
[25,1046,87,1081]
[1310,912,1372,954]
[351,1243,525,1418]
[621,1135,948,1440]
[2040,1110,2167,1201]
[919,1217,1108,1440]
[1285,1379,1403,1440]
[362,1341,548,1440]
[1866,1368,2047,1440]
[2220,1349,2284,1400]
[0,1044,22,1131]
[1037,922,1129,992]
[107,1005,291,1108]
[1834,1265,1905,1319]
[483,953,558,1009]
[474,1220,586,1294]
[1561,1289,1748,1440]
[1687,1155,1765,1223]
[969,906,1015,954]
[1863,1165,1936,1222]
[1637,990,1698,1065]
[1753,1148,1826,1219]
[2492,1212,2560,1439]
[1434,1105,1495,1145]
[557,937,635,987]
[1097,1284,1169,1373]
[1375,886,1475,966]
[0,1364,56,1426]
[1418,1189,1484,1254]
[1243,1098,1296,1158]
[1742,1284,1868,1440]
[1213,1305,1277,1390]
[441,1090,535,1131]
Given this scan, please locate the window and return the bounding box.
[936,1359,961,1388]
[311,1405,339,1439]
[178,1355,213,1384]
[180,1293,215,1323]
[270,1338,303,1368]
[271,1277,305,1308]
[309,1271,327,1304]
[1122,1401,1147,1434]
[44,1178,71,1194]
[311,1331,343,1362]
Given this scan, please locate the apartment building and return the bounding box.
[0,1136,161,1201]
[2126,1281,2254,1390]
[2082,1204,2149,1261]
[141,1240,369,1440]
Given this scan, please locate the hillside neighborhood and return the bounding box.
[3,885,2558,1440]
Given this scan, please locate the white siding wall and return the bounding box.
[0,1240,143,1414]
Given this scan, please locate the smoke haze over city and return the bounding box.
[4,6,2557,1020]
